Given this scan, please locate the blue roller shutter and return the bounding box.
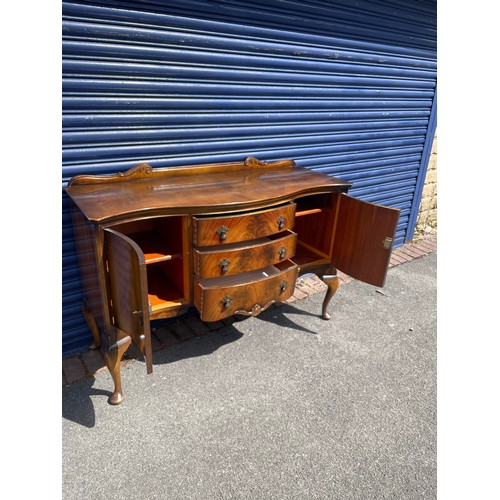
[62,0,437,355]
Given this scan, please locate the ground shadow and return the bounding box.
[62,377,112,428]
[152,323,244,365]
[62,304,322,428]
[254,302,322,335]
[62,324,244,427]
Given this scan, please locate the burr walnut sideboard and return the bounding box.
[66,157,400,405]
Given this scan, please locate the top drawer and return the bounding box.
[192,203,296,246]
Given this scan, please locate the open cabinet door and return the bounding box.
[331,194,400,287]
[104,228,153,374]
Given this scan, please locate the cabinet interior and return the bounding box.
[294,193,337,264]
[111,216,189,318]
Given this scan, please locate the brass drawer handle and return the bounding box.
[221,295,232,309]
[279,280,287,294]
[277,216,286,231]
[216,225,228,241]
[219,258,230,273]
[278,247,286,260]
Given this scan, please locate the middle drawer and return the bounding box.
[193,230,297,278]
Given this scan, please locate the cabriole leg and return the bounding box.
[318,268,339,320]
[103,335,132,405]
[298,262,340,320]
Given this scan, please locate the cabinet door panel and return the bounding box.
[104,228,153,373]
[332,194,400,287]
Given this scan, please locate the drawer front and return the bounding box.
[194,261,298,322]
[192,203,296,246]
[193,230,297,278]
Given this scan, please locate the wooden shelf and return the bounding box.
[295,208,324,217]
[144,252,182,265]
[295,240,330,260]
[147,269,188,319]
[127,231,182,264]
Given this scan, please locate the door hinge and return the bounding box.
[132,310,144,326]
[383,237,393,250]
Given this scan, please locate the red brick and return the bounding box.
[405,244,427,257]
[291,286,308,301]
[392,249,412,262]
[337,271,353,284]
[150,333,163,352]
[123,342,142,360]
[414,241,432,252]
[417,240,437,253]
[390,253,406,265]
[204,320,226,331]
[169,321,196,341]
[399,247,421,259]
[154,327,180,348]
[305,275,327,292]
[184,316,211,336]
[339,276,354,285]
[62,356,87,384]
[81,350,106,375]
[297,281,317,295]
[419,235,437,246]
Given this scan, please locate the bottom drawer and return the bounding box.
[194,260,298,322]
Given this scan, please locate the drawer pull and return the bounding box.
[278,247,286,260]
[219,258,230,273]
[279,280,287,294]
[221,295,232,309]
[216,225,228,241]
[277,215,286,231]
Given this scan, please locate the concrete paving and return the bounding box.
[62,252,436,500]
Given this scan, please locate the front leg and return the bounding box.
[103,333,132,405]
[298,262,339,320]
[318,266,339,320]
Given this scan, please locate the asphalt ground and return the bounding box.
[62,252,436,500]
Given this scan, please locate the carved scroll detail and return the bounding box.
[118,163,153,177]
[67,163,154,186]
[244,157,296,169]
[234,300,276,317]
[244,157,268,168]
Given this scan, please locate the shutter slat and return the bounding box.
[62,0,436,355]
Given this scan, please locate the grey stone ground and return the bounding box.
[62,253,436,500]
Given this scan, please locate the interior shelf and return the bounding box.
[295,240,330,261]
[127,231,182,264]
[147,266,188,317]
[295,207,325,217]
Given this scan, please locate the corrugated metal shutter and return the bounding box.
[62,0,437,355]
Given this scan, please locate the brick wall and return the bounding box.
[415,131,437,237]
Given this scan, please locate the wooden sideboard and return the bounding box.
[66,157,400,404]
